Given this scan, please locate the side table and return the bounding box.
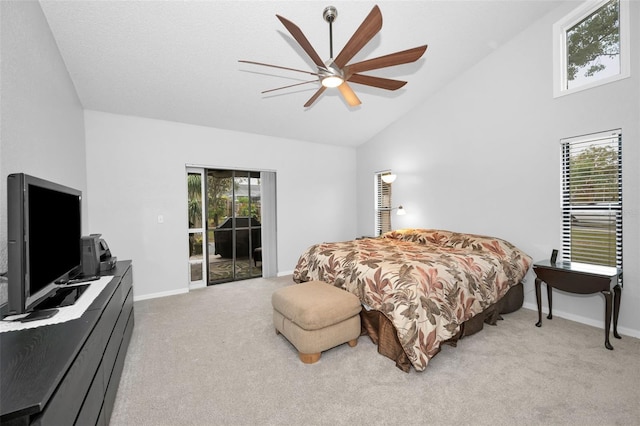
[533,259,622,350]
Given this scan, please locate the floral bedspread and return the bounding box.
[292,229,532,371]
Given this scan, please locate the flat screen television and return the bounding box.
[7,173,82,315]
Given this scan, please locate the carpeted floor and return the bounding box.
[109,275,640,426]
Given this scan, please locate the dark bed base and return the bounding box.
[359,282,524,372]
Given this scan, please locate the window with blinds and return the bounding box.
[561,130,622,269]
[375,172,392,236]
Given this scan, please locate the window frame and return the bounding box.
[186,167,207,289]
[552,0,630,98]
[374,171,393,236]
[560,130,622,271]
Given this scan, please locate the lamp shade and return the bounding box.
[396,205,406,215]
[381,173,396,184]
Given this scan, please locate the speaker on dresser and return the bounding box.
[81,235,101,277]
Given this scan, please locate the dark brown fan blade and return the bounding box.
[346,45,428,74]
[304,87,327,108]
[276,15,325,68]
[337,82,361,107]
[333,5,383,69]
[262,80,318,94]
[347,74,407,91]
[239,60,320,76]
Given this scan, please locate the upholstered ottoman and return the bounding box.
[272,281,362,364]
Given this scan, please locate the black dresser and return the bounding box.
[1,260,134,425]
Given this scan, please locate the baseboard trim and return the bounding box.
[134,287,188,302]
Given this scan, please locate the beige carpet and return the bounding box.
[109,275,640,426]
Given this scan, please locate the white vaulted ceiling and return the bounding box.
[39,0,566,147]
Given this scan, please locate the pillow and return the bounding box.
[382,229,518,259]
[381,229,454,245]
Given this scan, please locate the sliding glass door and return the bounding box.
[187,167,271,287]
[207,170,262,284]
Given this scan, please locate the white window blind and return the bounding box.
[561,130,622,269]
[375,172,392,236]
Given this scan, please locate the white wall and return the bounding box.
[357,2,640,337]
[0,1,86,301]
[2,0,636,338]
[0,1,356,304]
[84,111,356,300]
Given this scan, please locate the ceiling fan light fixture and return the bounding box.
[321,75,344,88]
[320,60,344,88]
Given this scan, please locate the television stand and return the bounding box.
[1,260,134,425]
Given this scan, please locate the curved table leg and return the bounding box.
[546,282,553,320]
[603,290,613,350]
[535,278,542,327]
[613,284,622,339]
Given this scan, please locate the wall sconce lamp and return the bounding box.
[381,173,396,184]
[393,205,406,216]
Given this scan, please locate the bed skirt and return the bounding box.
[359,282,524,372]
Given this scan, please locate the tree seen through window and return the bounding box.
[566,0,620,89]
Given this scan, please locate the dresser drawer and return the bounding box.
[119,266,133,305]
[74,362,104,426]
[103,285,133,387]
[103,309,134,425]
[34,279,122,425]
[34,316,109,425]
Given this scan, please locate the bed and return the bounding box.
[292,229,532,372]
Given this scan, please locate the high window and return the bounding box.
[553,0,630,97]
[374,171,392,236]
[561,130,622,270]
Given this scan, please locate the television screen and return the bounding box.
[7,174,82,314]
[27,184,82,296]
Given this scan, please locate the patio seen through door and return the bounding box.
[187,168,264,286]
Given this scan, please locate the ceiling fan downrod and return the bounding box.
[323,6,338,59]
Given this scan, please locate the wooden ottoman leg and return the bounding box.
[299,352,321,364]
[347,338,358,347]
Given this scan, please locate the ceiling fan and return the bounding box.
[239,5,428,108]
